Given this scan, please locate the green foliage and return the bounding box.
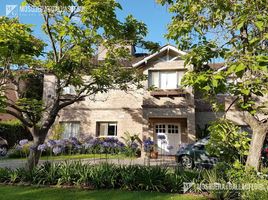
[121,132,142,157]
[121,132,142,146]
[0,120,32,147]
[202,169,240,200]
[49,124,64,140]
[206,119,251,164]
[160,0,268,114]
[0,17,44,67]
[196,124,210,139]
[1,1,157,168]
[0,161,204,193]
[0,1,155,144]
[0,168,11,183]
[0,185,206,200]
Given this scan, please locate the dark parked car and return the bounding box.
[0,137,8,157]
[175,137,218,169]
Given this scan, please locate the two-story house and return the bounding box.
[45,44,196,155]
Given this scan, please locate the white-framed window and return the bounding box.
[60,122,80,139]
[155,124,166,133]
[155,124,180,134]
[149,70,184,89]
[97,122,117,136]
[168,124,179,134]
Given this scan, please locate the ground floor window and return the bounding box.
[60,122,80,139]
[97,122,117,136]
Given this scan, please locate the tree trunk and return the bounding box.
[27,129,47,171]
[246,127,267,171]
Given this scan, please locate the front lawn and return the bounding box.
[0,186,207,200]
[40,153,128,160]
[1,153,128,161]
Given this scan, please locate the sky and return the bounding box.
[0,0,174,53]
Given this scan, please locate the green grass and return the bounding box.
[1,154,128,161]
[0,186,208,200]
[40,153,128,161]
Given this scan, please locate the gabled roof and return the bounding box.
[132,44,187,67]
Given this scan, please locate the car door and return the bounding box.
[192,144,212,168]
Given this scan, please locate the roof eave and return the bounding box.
[132,45,187,68]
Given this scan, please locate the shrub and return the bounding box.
[135,165,168,192]
[89,163,120,189]
[0,168,11,183]
[0,161,204,193]
[202,169,241,200]
[0,120,32,147]
[206,118,250,164]
[58,161,86,185]
[32,162,60,185]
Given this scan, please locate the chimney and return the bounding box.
[97,43,136,61]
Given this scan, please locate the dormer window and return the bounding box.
[149,70,184,89]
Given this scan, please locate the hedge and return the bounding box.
[0,120,32,147]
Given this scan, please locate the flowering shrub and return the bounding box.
[8,136,140,158]
[143,138,154,153]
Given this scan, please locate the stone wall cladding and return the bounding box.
[45,53,197,146]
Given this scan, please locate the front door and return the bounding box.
[155,123,181,155]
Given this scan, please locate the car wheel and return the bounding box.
[0,146,8,157]
[180,155,193,169]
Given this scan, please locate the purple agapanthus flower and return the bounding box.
[103,142,110,148]
[63,139,70,145]
[55,139,65,147]
[19,139,29,146]
[47,140,56,148]
[74,144,82,149]
[52,146,63,155]
[37,144,47,152]
[69,137,79,145]
[83,142,93,149]
[30,145,36,151]
[130,142,138,149]
[143,138,154,152]
[116,141,125,148]
[82,136,94,143]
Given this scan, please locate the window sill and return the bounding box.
[150,89,187,97]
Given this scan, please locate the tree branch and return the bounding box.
[5,109,33,127]
[243,111,260,128]
[225,96,239,113]
[43,11,58,63]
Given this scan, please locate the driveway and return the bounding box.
[0,157,177,169]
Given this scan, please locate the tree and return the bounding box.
[159,0,268,170]
[206,119,250,164]
[0,0,158,170]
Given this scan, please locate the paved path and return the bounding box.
[0,157,177,169]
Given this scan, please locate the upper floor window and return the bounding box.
[149,70,184,89]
